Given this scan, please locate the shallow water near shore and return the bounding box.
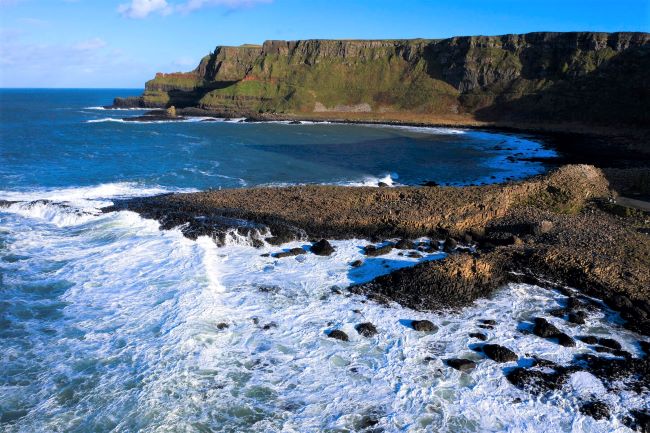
[1,90,647,432]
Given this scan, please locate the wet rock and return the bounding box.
[506,367,565,393]
[407,252,423,258]
[575,354,650,393]
[395,239,415,250]
[598,338,622,350]
[411,320,437,332]
[377,182,389,187]
[327,330,349,341]
[355,322,378,337]
[580,400,610,420]
[532,317,562,338]
[350,259,363,268]
[640,340,650,357]
[567,311,587,324]
[274,247,305,258]
[262,322,277,330]
[482,344,518,362]
[577,335,599,345]
[443,237,457,252]
[480,319,497,325]
[469,332,488,341]
[548,308,568,318]
[624,410,650,433]
[216,322,229,330]
[311,239,335,256]
[478,324,494,330]
[364,244,394,257]
[446,358,477,372]
[556,333,576,347]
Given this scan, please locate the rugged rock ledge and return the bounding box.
[113,32,650,145]
[105,164,650,335]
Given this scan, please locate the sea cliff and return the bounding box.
[115,32,650,131]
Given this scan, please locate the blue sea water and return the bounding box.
[0,89,556,191]
[1,90,646,432]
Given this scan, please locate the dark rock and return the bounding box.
[506,367,565,393]
[640,340,650,357]
[420,180,438,187]
[480,319,497,325]
[567,311,587,324]
[411,320,437,332]
[624,410,650,433]
[577,335,598,345]
[311,239,335,256]
[262,322,277,330]
[478,324,494,330]
[598,338,622,350]
[533,317,562,338]
[482,344,518,362]
[549,308,568,318]
[216,322,229,330]
[350,259,363,268]
[260,253,271,257]
[364,244,394,256]
[407,252,423,258]
[274,247,305,258]
[443,237,458,252]
[327,330,349,341]
[355,322,378,337]
[446,358,477,372]
[580,400,610,420]
[377,182,389,187]
[469,332,488,341]
[395,239,415,250]
[556,333,576,347]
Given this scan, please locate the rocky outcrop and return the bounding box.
[114,32,650,132]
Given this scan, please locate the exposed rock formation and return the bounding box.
[114,32,650,133]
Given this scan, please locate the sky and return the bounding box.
[1,0,648,88]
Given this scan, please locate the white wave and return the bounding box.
[0,206,647,431]
[84,106,151,111]
[86,117,125,123]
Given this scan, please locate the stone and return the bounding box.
[597,338,622,350]
[364,244,393,256]
[274,247,305,258]
[532,317,562,338]
[165,105,177,117]
[482,344,518,362]
[327,330,349,341]
[567,311,587,324]
[355,322,378,337]
[411,320,437,332]
[216,322,229,330]
[469,332,488,341]
[350,259,363,268]
[579,401,610,420]
[443,237,457,252]
[446,358,477,372]
[577,335,598,345]
[311,239,335,256]
[395,239,415,250]
[556,332,576,347]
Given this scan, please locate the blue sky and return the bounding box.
[1,0,648,87]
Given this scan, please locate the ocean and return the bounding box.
[0,89,645,432]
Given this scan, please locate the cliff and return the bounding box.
[115,32,650,130]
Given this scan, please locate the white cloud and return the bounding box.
[118,0,172,19]
[118,0,270,19]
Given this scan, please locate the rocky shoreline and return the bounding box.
[103,162,650,426]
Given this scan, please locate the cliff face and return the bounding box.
[116,32,650,128]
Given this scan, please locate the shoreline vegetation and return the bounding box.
[104,32,650,425]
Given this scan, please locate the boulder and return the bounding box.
[469,332,488,341]
[597,338,622,350]
[411,320,437,332]
[579,401,610,420]
[274,247,305,258]
[327,330,349,341]
[483,344,518,362]
[355,322,378,337]
[364,244,394,256]
[533,317,562,338]
[311,239,335,256]
[446,358,477,372]
[395,239,416,250]
[350,259,363,268]
[443,237,457,252]
[567,311,587,324]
